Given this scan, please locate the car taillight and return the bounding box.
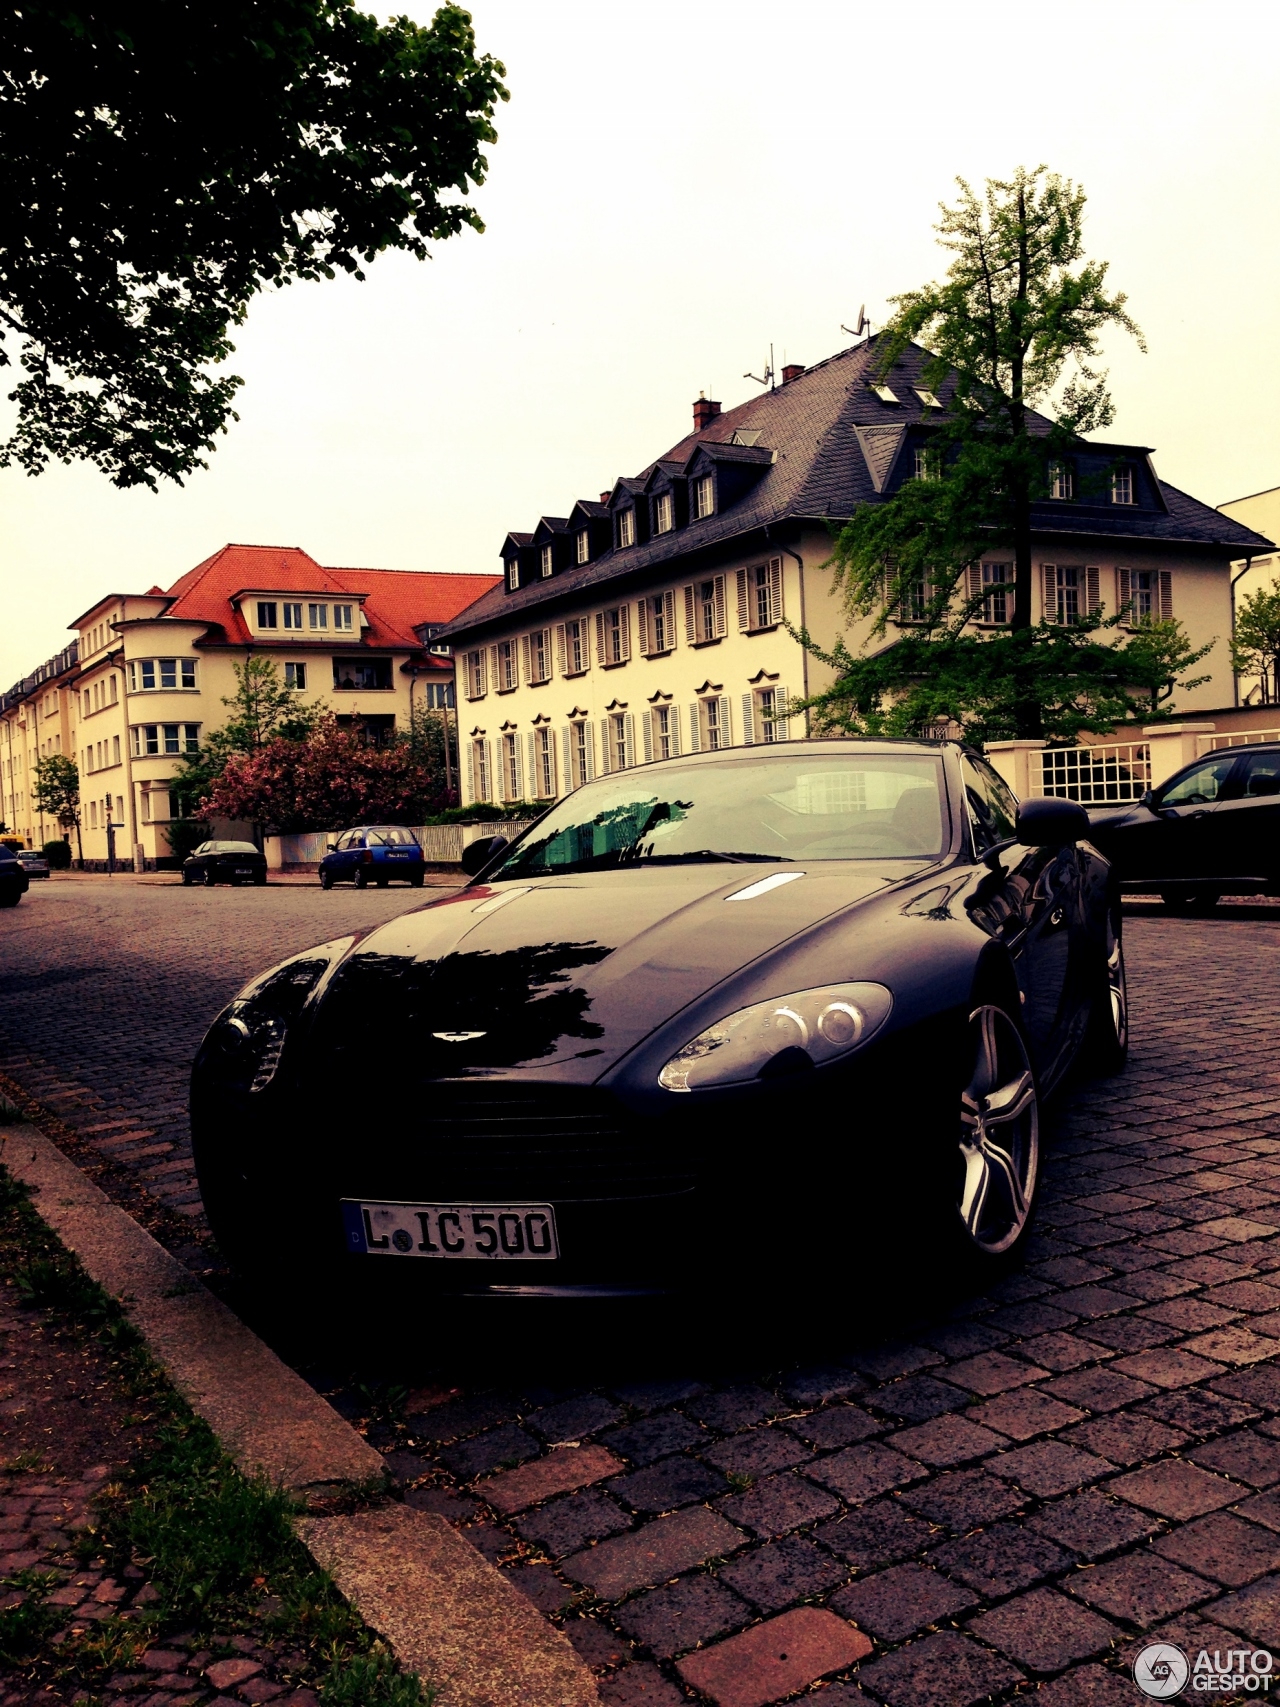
[361,849,372,864]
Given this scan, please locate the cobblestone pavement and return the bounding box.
[2,881,1280,1704]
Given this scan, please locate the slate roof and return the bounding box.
[441,336,1275,643]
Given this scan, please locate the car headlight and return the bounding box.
[658,982,893,1092]
[206,941,350,1094]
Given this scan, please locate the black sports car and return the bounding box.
[182,840,268,887]
[191,740,1127,1298]
[1087,741,1280,911]
[0,846,30,908]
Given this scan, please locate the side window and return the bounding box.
[1160,756,1238,807]
[1240,752,1280,798]
[960,754,1017,853]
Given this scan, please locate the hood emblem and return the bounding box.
[433,1030,487,1042]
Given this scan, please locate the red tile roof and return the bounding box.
[159,544,498,651]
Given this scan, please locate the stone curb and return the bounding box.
[0,1122,601,1707]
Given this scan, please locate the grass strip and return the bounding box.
[0,1162,437,1704]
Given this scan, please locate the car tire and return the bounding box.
[1082,905,1129,1076]
[203,869,217,887]
[1160,888,1221,912]
[254,874,267,887]
[320,870,334,890]
[354,868,369,890]
[0,889,20,908]
[376,877,389,889]
[1188,889,1222,912]
[409,872,424,888]
[939,1000,1041,1274]
[181,869,193,885]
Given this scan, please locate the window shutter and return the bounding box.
[1117,568,1132,627]
[1041,565,1057,624]
[467,742,477,803]
[488,645,500,689]
[595,613,606,664]
[668,707,680,756]
[719,696,732,746]
[625,714,636,767]
[619,604,631,660]
[683,586,696,644]
[520,635,531,683]
[525,733,536,796]
[485,740,496,802]
[598,718,611,773]
[637,597,650,655]
[1086,566,1101,616]
[967,564,984,612]
[584,722,595,781]
[555,625,567,674]
[561,726,572,790]
[1159,571,1173,620]
[642,711,653,762]
[713,576,727,638]
[768,558,784,624]
[741,693,755,745]
[775,686,791,740]
[663,590,676,648]
[688,704,701,752]
[736,570,750,631]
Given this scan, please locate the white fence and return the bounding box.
[1201,727,1280,753]
[1040,741,1151,804]
[267,820,537,869]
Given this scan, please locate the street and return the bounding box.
[2,877,1279,1703]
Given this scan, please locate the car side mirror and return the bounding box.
[1016,796,1090,849]
[327,843,337,853]
[1139,790,1155,810]
[461,835,508,877]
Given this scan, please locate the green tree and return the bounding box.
[170,655,325,820]
[822,166,1145,738]
[31,753,82,863]
[0,2,507,488]
[1119,619,1215,716]
[1231,580,1280,704]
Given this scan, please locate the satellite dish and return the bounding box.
[841,306,872,340]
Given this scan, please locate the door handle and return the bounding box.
[1049,907,1065,927]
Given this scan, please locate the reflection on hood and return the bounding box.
[309,940,613,1076]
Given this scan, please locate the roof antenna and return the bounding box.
[841,306,872,340]
[744,343,775,390]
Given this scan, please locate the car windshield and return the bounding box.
[366,827,420,847]
[490,753,948,878]
[212,842,259,854]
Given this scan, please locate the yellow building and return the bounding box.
[1218,485,1280,705]
[440,339,1272,806]
[1,544,498,863]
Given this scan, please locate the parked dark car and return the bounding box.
[182,840,268,887]
[1087,741,1280,910]
[192,740,1126,1299]
[15,850,49,879]
[318,826,425,889]
[0,847,30,908]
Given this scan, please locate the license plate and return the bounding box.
[235,868,254,875]
[342,1200,559,1260]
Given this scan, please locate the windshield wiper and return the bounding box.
[635,849,794,865]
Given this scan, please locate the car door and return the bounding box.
[1135,753,1242,881]
[1204,748,1280,886]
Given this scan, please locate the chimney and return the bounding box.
[600,492,611,504]
[692,392,722,432]
[781,363,805,385]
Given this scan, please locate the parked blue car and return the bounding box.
[319,826,425,890]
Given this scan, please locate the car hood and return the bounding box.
[303,860,933,1081]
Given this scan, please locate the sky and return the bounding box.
[4,0,1279,686]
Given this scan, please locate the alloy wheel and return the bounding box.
[958,1004,1039,1255]
[1106,920,1128,1053]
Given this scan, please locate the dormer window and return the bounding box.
[871,384,899,403]
[914,448,940,482]
[257,601,278,629]
[507,561,519,590]
[283,602,302,629]
[654,492,674,535]
[915,389,942,409]
[334,604,353,631]
[618,507,636,548]
[540,544,553,579]
[1049,462,1074,501]
[576,529,590,565]
[1111,466,1134,505]
[308,603,328,629]
[694,474,715,519]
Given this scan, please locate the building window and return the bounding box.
[333,605,354,632]
[535,727,555,797]
[1044,564,1100,625]
[1048,462,1074,500]
[1111,466,1134,505]
[471,738,491,802]
[617,507,636,548]
[502,732,521,801]
[285,662,308,689]
[899,575,930,624]
[968,562,1011,626]
[596,606,630,666]
[424,681,455,709]
[685,576,726,644]
[127,658,197,691]
[652,704,673,760]
[654,492,674,535]
[525,628,551,684]
[576,529,590,565]
[112,734,120,765]
[494,640,518,691]
[257,602,278,629]
[639,591,675,655]
[90,801,97,829]
[694,474,715,519]
[333,657,392,690]
[541,544,554,579]
[756,688,780,743]
[465,650,487,698]
[110,676,118,703]
[914,447,940,481]
[507,560,519,590]
[1118,567,1171,627]
[700,696,727,751]
[309,603,328,629]
[739,561,783,631]
[558,618,590,676]
[283,602,303,629]
[610,713,628,770]
[571,720,590,787]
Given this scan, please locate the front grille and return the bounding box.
[408,1085,694,1202]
